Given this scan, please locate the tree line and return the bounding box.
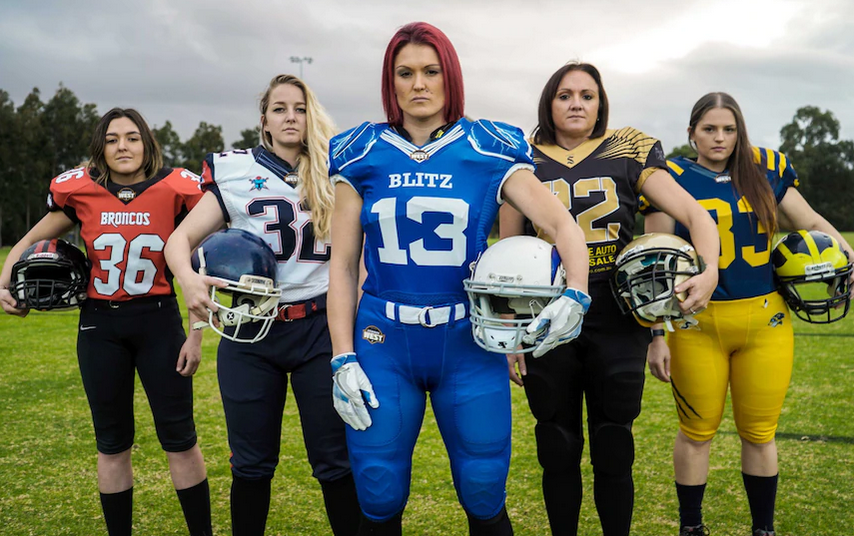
[1,85,853,247]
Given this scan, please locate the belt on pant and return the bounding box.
[384,301,466,327]
[276,294,326,322]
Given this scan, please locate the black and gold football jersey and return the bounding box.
[523,127,666,282]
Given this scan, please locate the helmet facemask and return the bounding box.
[611,234,704,330]
[778,263,852,324]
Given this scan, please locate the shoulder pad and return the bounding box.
[329,122,382,174]
[51,166,92,192]
[166,167,205,194]
[467,120,532,162]
[205,150,257,185]
[666,159,686,176]
[752,146,789,174]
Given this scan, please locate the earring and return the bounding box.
[689,139,697,150]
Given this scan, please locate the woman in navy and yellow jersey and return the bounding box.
[500,62,720,536]
[644,92,854,536]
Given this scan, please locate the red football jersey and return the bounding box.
[48,166,203,301]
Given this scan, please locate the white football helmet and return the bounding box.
[464,236,566,353]
[611,233,705,328]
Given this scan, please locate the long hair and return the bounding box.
[381,22,465,127]
[533,62,609,145]
[688,92,777,238]
[259,74,337,241]
[88,108,163,185]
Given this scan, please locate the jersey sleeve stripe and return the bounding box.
[666,160,684,176]
[496,163,535,205]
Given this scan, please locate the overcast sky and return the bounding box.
[2,0,853,155]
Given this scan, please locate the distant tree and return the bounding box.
[15,89,50,233]
[667,143,696,160]
[779,106,854,230]
[0,91,17,246]
[153,121,183,168]
[180,122,224,173]
[233,127,260,150]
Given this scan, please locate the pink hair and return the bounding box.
[381,22,465,127]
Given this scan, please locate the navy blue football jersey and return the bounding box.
[650,148,798,300]
[329,119,535,305]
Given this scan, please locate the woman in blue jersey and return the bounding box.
[326,22,591,535]
[500,62,720,536]
[165,75,361,536]
[645,92,854,536]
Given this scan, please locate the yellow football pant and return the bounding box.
[668,291,794,444]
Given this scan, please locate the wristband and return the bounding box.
[651,328,666,338]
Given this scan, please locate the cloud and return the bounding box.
[1,0,853,157]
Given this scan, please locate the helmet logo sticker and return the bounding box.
[362,326,385,344]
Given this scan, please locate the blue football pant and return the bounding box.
[348,293,512,522]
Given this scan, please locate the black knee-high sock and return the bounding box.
[231,475,272,536]
[320,473,362,536]
[542,468,583,536]
[176,478,213,536]
[358,512,402,536]
[466,506,513,536]
[100,487,133,536]
[742,472,778,533]
[676,482,707,528]
[593,471,634,536]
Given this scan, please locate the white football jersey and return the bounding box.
[202,147,330,303]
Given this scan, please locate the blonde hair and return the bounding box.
[260,74,336,241]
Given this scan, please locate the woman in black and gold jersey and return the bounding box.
[645,92,854,536]
[500,62,720,536]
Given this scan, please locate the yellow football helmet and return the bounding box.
[611,233,705,328]
[772,230,852,323]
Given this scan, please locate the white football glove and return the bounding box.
[331,352,379,431]
[523,288,592,358]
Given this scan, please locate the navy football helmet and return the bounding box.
[11,238,89,310]
[192,228,282,342]
[772,230,852,323]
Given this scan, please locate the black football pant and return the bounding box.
[523,284,649,536]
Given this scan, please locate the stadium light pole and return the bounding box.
[290,56,313,79]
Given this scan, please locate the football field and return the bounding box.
[1,244,852,536]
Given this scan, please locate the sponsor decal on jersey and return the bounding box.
[249,176,269,191]
[284,173,300,186]
[100,212,152,227]
[388,172,453,189]
[768,312,785,327]
[362,325,385,344]
[714,173,732,183]
[117,188,136,201]
[410,149,429,162]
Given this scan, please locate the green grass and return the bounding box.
[1,241,853,535]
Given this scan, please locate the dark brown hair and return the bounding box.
[88,108,163,184]
[533,62,609,145]
[688,92,777,238]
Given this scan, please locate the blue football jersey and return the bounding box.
[329,119,535,305]
[664,148,798,300]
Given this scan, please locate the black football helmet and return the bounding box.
[191,228,282,342]
[772,230,852,324]
[11,238,90,310]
